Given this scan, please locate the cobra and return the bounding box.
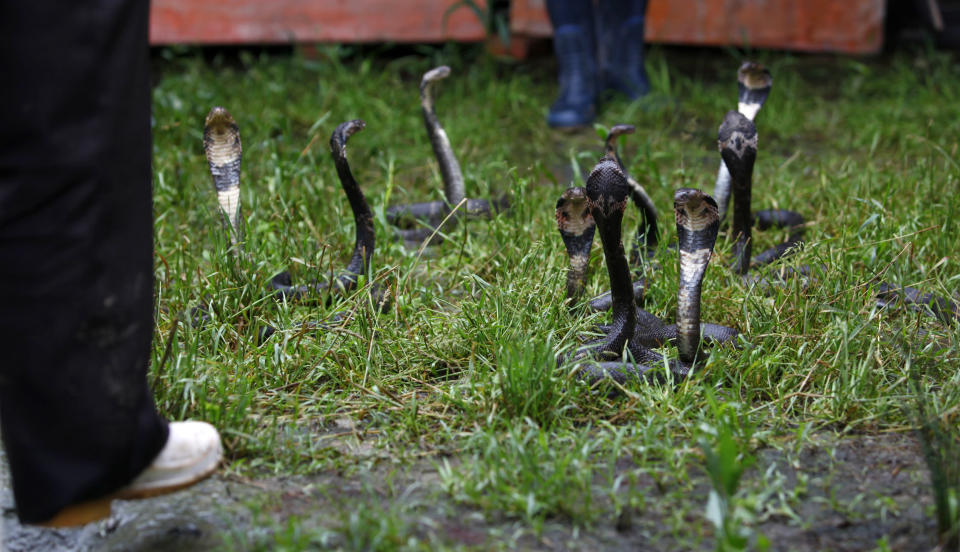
[269,119,377,302]
[714,61,774,223]
[719,110,958,322]
[561,158,737,385]
[719,110,806,276]
[202,108,381,317]
[386,66,507,247]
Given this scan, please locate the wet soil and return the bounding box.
[1,431,936,551]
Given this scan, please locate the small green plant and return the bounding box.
[699,396,768,552]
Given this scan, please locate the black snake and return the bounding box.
[560,157,737,385]
[268,119,376,302]
[385,66,507,246]
[718,110,806,276]
[714,62,774,223]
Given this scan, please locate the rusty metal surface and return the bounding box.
[511,0,885,54]
[149,0,489,44]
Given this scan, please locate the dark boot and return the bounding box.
[598,8,650,100]
[547,24,597,128]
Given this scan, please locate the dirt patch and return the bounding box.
[1,431,937,550]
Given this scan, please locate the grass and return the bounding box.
[148,42,960,549]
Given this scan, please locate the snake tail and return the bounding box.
[605,123,660,255]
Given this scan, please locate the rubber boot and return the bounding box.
[599,14,650,100]
[547,24,597,128]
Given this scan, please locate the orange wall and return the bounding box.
[511,0,884,54]
[150,0,885,54]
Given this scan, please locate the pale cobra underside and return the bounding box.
[203,107,244,248]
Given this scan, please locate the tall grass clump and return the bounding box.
[494,337,567,428]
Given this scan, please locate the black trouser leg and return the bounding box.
[0,1,169,524]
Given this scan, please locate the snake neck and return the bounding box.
[420,67,465,207]
[718,111,757,276]
[587,160,635,356]
[736,61,772,122]
[727,156,753,275]
[331,120,375,279]
[597,211,634,355]
[674,188,720,365]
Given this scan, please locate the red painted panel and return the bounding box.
[149,0,884,54]
[150,0,489,44]
[511,0,885,54]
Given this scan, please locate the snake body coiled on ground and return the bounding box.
[386,66,507,246]
[561,158,737,385]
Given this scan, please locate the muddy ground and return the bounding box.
[0,431,936,551]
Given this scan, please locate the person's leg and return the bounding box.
[597,0,651,100]
[0,1,168,524]
[546,0,598,127]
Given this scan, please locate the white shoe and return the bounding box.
[38,420,222,527]
[118,420,223,498]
